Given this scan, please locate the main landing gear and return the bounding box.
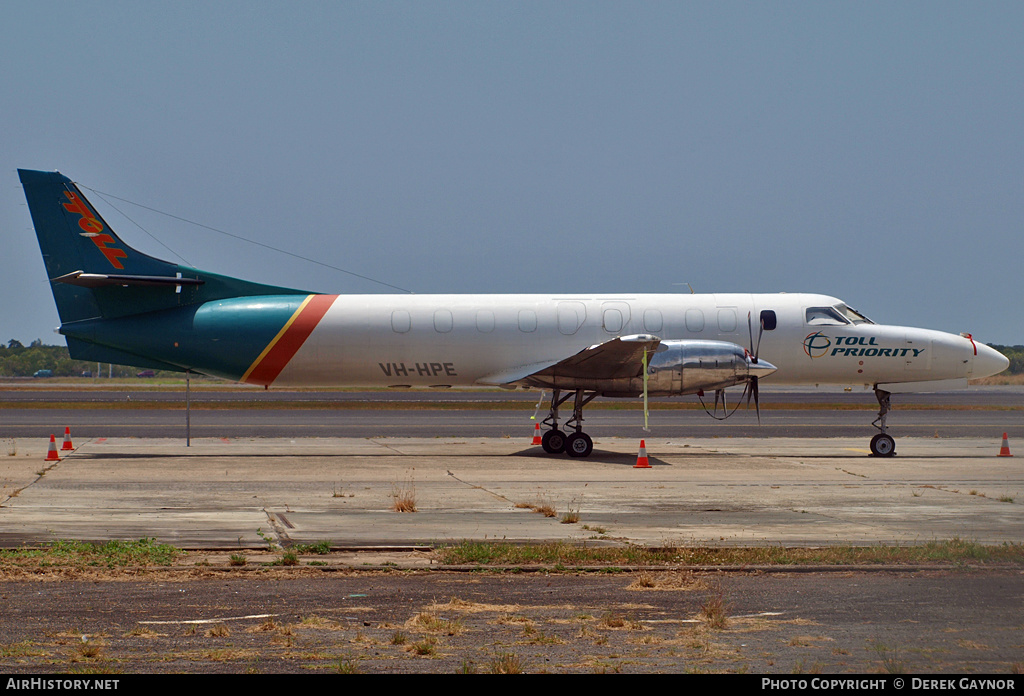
[870,386,896,457]
[539,388,597,458]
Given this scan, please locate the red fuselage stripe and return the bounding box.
[244,294,337,386]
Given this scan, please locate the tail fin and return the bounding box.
[18,169,307,324]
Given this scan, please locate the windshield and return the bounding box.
[805,306,849,326]
[835,303,874,325]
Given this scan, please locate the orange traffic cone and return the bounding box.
[998,433,1013,457]
[634,439,651,468]
[61,426,74,451]
[532,422,542,445]
[45,434,60,462]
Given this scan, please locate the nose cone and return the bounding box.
[973,343,1010,379]
[748,358,778,380]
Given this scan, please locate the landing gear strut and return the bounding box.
[539,388,596,457]
[870,387,896,457]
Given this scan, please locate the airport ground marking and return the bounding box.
[139,613,280,625]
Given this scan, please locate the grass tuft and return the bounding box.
[295,540,332,555]
[334,656,360,673]
[487,652,524,674]
[435,538,1024,568]
[699,584,729,629]
[0,538,181,570]
[391,479,417,513]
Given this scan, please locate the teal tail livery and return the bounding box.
[18,169,336,384]
[18,168,1009,457]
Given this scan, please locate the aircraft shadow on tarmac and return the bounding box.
[69,449,671,465]
[512,448,671,466]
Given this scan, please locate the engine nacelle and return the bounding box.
[648,340,775,395]
[597,340,776,397]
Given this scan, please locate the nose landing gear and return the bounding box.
[870,387,896,457]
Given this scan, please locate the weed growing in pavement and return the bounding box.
[256,528,278,551]
[295,540,333,554]
[391,478,417,512]
[699,584,729,630]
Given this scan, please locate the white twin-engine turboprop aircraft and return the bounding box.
[18,169,1010,458]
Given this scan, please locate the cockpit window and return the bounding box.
[835,303,874,325]
[805,306,849,326]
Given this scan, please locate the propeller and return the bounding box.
[746,312,765,423]
[697,321,778,422]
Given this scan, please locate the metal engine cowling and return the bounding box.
[600,340,777,397]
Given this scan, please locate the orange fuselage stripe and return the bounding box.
[242,294,337,386]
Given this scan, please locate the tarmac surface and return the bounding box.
[1,434,1021,549]
[0,570,1021,675]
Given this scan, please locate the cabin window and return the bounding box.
[476,310,495,333]
[760,309,777,331]
[391,310,411,333]
[603,309,623,333]
[805,306,849,326]
[434,309,453,333]
[685,308,704,332]
[718,308,737,333]
[557,305,581,335]
[518,310,537,333]
[643,309,663,333]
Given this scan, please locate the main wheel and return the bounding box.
[541,429,567,454]
[564,431,594,458]
[869,433,896,457]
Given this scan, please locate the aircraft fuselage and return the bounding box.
[73,291,997,392]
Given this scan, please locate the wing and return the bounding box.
[476,334,662,388]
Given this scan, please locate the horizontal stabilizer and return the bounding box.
[52,271,205,288]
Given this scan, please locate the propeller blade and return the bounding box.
[749,309,765,364]
[755,315,764,363]
[747,312,754,362]
[742,376,761,424]
[747,311,764,364]
[752,376,761,424]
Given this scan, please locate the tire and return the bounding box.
[564,432,593,458]
[541,429,566,454]
[870,433,896,457]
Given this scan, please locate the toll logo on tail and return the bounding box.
[61,191,128,269]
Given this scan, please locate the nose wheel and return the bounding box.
[870,387,897,457]
[869,433,896,457]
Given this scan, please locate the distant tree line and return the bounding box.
[0,340,175,378]
[4,340,1023,378]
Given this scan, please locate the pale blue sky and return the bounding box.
[2,1,1022,345]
